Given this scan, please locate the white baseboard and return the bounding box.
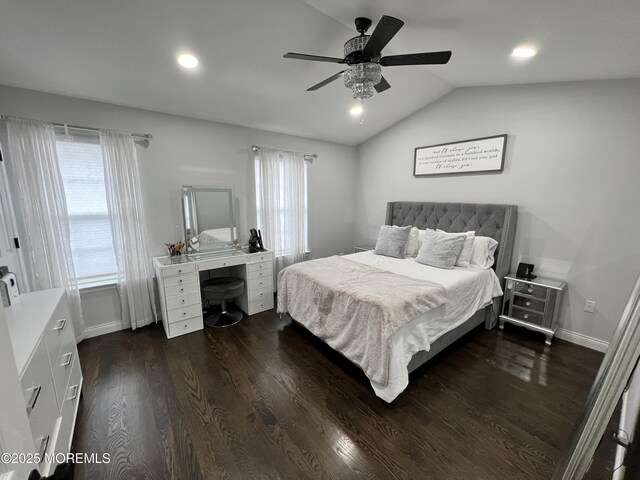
[83,320,126,339]
[556,328,609,353]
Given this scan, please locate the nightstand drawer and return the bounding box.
[513,295,545,313]
[514,282,548,299]
[511,307,544,326]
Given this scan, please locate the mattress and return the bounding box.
[344,250,503,402]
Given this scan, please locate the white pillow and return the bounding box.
[469,236,499,269]
[437,230,476,267]
[405,227,421,256]
[415,229,467,269]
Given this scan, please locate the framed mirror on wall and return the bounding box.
[553,272,640,479]
[181,186,238,256]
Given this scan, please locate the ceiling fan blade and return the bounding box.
[307,71,346,91]
[374,76,391,93]
[380,51,452,67]
[362,15,404,58]
[284,52,345,64]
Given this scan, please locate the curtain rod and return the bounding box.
[0,114,152,141]
[251,144,317,160]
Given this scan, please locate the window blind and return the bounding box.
[56,138,118,281]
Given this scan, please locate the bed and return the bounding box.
[277,201,518,402]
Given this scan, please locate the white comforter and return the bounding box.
[345,251,503,402]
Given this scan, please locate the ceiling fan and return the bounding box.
[283,15,452,100]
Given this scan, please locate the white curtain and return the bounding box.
[6,118,85,337]
[256,148,307,279]
[100,130,157,330]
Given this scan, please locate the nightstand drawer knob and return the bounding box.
[528,287,534,293]
[526,301,531,306]
[524,314,529,319]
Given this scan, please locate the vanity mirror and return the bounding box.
[182,186,238,256]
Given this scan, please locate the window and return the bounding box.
[56,134,117,285]
[255,151,308,256]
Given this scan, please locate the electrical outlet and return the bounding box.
[584,300,596,313]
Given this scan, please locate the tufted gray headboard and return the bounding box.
[385,201,518,300]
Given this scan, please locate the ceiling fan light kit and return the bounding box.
[284,15,452,102]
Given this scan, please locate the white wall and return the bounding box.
[355,79,640,346]
[0,85,357,336]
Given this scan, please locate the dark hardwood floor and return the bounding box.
[73,310,603,479]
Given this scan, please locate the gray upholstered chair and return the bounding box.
[201,277,245,327]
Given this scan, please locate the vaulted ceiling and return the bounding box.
[0,0,638,145]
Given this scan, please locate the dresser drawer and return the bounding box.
[247,252,273,264]
[249,296,274,314]
[249,286,273,302]
[163,272,198,288]
[168,315,202,337]
[514,282,548,300]
[165,282,200,298]
[511,307,544,326]
[249,277,272,291]
[166,291,201,311]
[248,268,273,281]
[167,303,202,324]
[513,294,545,313]
[43,297,72,372]
[20,338,59,459]
[161,263,196,278]
[54,353,82,456]
[51,327,77,410]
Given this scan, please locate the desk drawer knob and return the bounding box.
[60,352,73,367]
[184,324,188,329]
[26,385,42,414]
[178,269,182,273]
[53,318,67,331]
[223,262,227,266]
[526,301,531,306]
[181,299,185,304]
[182,312,187,316]
[528,287,534,293]
[524,314,529,319]
[67,384,80,401]
[179,279,183,284]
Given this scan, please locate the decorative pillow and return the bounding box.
[437,229,476,267]
[415,229,466,269]
[405,227,421,256]
[373,225,413,259]
[469,236,499,269]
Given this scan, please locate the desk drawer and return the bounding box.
[247,252,273,264]
[249,286,273,302]
[249,296,274,314]
[168,316,202,337]
[163,272,198,288]
[248,261,272,273]
[162,263,196,278]
[167,304,202,324]
[165,282,200,298]
[248,269,272,281]
[166,291,201,311]
[198,255,246,271]
[249,277,272,291]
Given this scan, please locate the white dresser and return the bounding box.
[154,249,274,339]
[3,288,83,476]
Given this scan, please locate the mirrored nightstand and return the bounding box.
[499,273,566,346]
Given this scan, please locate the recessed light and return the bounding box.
[177,53,199,69]
[350,104,363,116]
[511,46,537,59]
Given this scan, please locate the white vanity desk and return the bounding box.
[153,248,274,339]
